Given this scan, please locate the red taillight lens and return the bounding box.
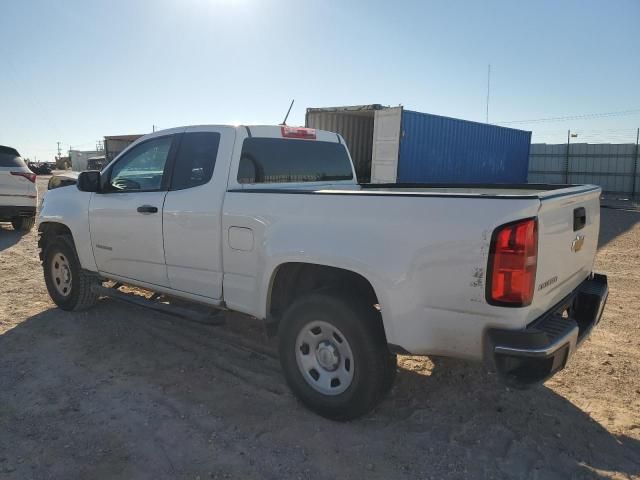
[281,126,316,139]
[11,171,37,183]
[487,218,538,307]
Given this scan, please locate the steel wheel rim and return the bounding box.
[295,320,354,396]
[51,252,72,297]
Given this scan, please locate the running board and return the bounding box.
[92,285,226,326]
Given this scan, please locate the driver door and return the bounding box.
[89,134,176,287]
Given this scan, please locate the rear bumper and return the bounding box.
[0,205,37,221]
[486,273,608,387]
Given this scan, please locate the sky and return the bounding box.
[1,0,639,160]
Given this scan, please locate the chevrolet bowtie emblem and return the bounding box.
[571,234,585,253]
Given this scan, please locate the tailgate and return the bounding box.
[529,186,601,319]
[0,167,31,205]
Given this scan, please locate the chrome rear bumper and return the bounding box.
[486,273,608,387]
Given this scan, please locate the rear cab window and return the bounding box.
[237,138,354,184]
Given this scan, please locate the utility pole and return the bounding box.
[565,129,571,184]
[56,141,62,158]
[486,64,491,123]
[152,124,156,132]
[632,127,639,198]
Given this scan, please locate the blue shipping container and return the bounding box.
[306,105,531,184]
[398,110,531,183]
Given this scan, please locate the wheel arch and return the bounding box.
[37,221,97,272]
[265,262,393,343]
[38,222,74,260]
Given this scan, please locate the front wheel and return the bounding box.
[278,291,392,420]
[42,235,100,311]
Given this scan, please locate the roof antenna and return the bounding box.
[281,99,295,125]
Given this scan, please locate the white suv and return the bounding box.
[0,146,38,232]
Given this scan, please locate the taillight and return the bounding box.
[11,171,37,183]
[487,218,538,307]
[281,126,316,139]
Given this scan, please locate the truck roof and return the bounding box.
[147,125,343,144]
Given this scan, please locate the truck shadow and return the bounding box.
[0,304,638,479]
[598,207,640,249]
[0,223,24,252]
[386,357,640,478]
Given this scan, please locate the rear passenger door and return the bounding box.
[163,126,236,299]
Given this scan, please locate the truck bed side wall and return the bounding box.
[222,191,540,359]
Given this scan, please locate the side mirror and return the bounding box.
[77,171,101,193]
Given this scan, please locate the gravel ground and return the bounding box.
[0,177,639,479]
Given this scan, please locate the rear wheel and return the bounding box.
[278,291,392,420]
[42,235,100,311]
[11,216,35,232]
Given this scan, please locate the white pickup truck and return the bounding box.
[38,125,608,420]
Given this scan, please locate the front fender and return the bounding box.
[38,187,97,272]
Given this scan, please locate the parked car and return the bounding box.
[28,162,53,175]
[46,171,79,191]
[0,145,38,232]
[37,125,608,419]
[86,155,107,171]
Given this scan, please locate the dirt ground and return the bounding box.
[0,177,639,479]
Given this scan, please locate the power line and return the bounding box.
[497,108,640,125]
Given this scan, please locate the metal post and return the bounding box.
[486,64,491,124]
[565,129,571,184]
[632,127,639,198]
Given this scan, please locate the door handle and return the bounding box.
[137,205,158,214]
[573,207,586,231]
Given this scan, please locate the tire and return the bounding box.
[278,291,392,420]
[11,216,35,232]
[42,235,100,311]
[382,352,398,394]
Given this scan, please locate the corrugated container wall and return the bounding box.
[306,105,531,184]
[398,110,532,183]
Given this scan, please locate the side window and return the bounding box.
[108,136,172,192]
[170,132,221,190]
